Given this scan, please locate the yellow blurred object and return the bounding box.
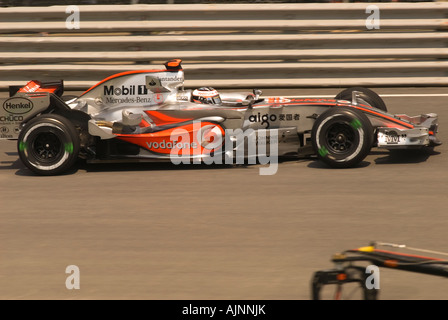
[357,246,375,252]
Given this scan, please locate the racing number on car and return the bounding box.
[384,133,407,144]
[385,135,400,144]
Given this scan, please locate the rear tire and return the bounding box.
[335,87,387,112]
[17,114,80,175]
[312,107,373,168]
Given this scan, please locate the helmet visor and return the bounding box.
[207,95,222,104]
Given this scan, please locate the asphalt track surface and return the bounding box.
[1,87,448,300]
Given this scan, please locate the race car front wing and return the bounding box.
[376,113,441,149]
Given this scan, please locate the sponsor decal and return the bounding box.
[289,98,336,103]
[146,76,162,88]
[19,82,40,93]
[104,96,153,104]
[102,84,154,105]
[146,76,183,85]
[136,96,152,103]
[103,85,148,96]
[145,76,172,93]
[105,97,136,104]
[0,125,14,139]
[159,76,183,82]
[249,112,300,128]
[146,140,198,150]
[0,114,23,122]
[3,98,33,114]
[266,97,291,103]
[378,132,407,145]
[177,93,190,101]
[154,93,164,104]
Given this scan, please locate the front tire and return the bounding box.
[17,114,80,175]
[312,107,373,168]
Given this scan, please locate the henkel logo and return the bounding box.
[3,97,33,114]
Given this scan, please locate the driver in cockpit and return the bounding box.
[191,87,222,105]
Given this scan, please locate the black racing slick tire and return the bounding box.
[17,114,80,175]
[335,87,387,112]
[312,107,373,168]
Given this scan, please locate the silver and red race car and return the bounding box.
[0,59,441,175]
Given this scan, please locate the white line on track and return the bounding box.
[264,93,448,98]
[369,94,448,97]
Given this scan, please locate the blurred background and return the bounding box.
[1,0,448,301]
[0,1,438,7]
[1,1,447,91]
[0,1,441,6]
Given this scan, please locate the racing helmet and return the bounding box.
[192,87,222,104]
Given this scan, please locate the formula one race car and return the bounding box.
[311,241,448,300]
[0,59,442,175]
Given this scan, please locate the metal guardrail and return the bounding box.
[1,3,448,90]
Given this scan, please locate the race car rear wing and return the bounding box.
[9,80,64,98]
[0,80,65,140]
[0,92,52,140]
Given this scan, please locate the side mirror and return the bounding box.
[253,89,262,100]
[352,91,361,105]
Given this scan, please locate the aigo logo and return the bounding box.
[249,112,278,129]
